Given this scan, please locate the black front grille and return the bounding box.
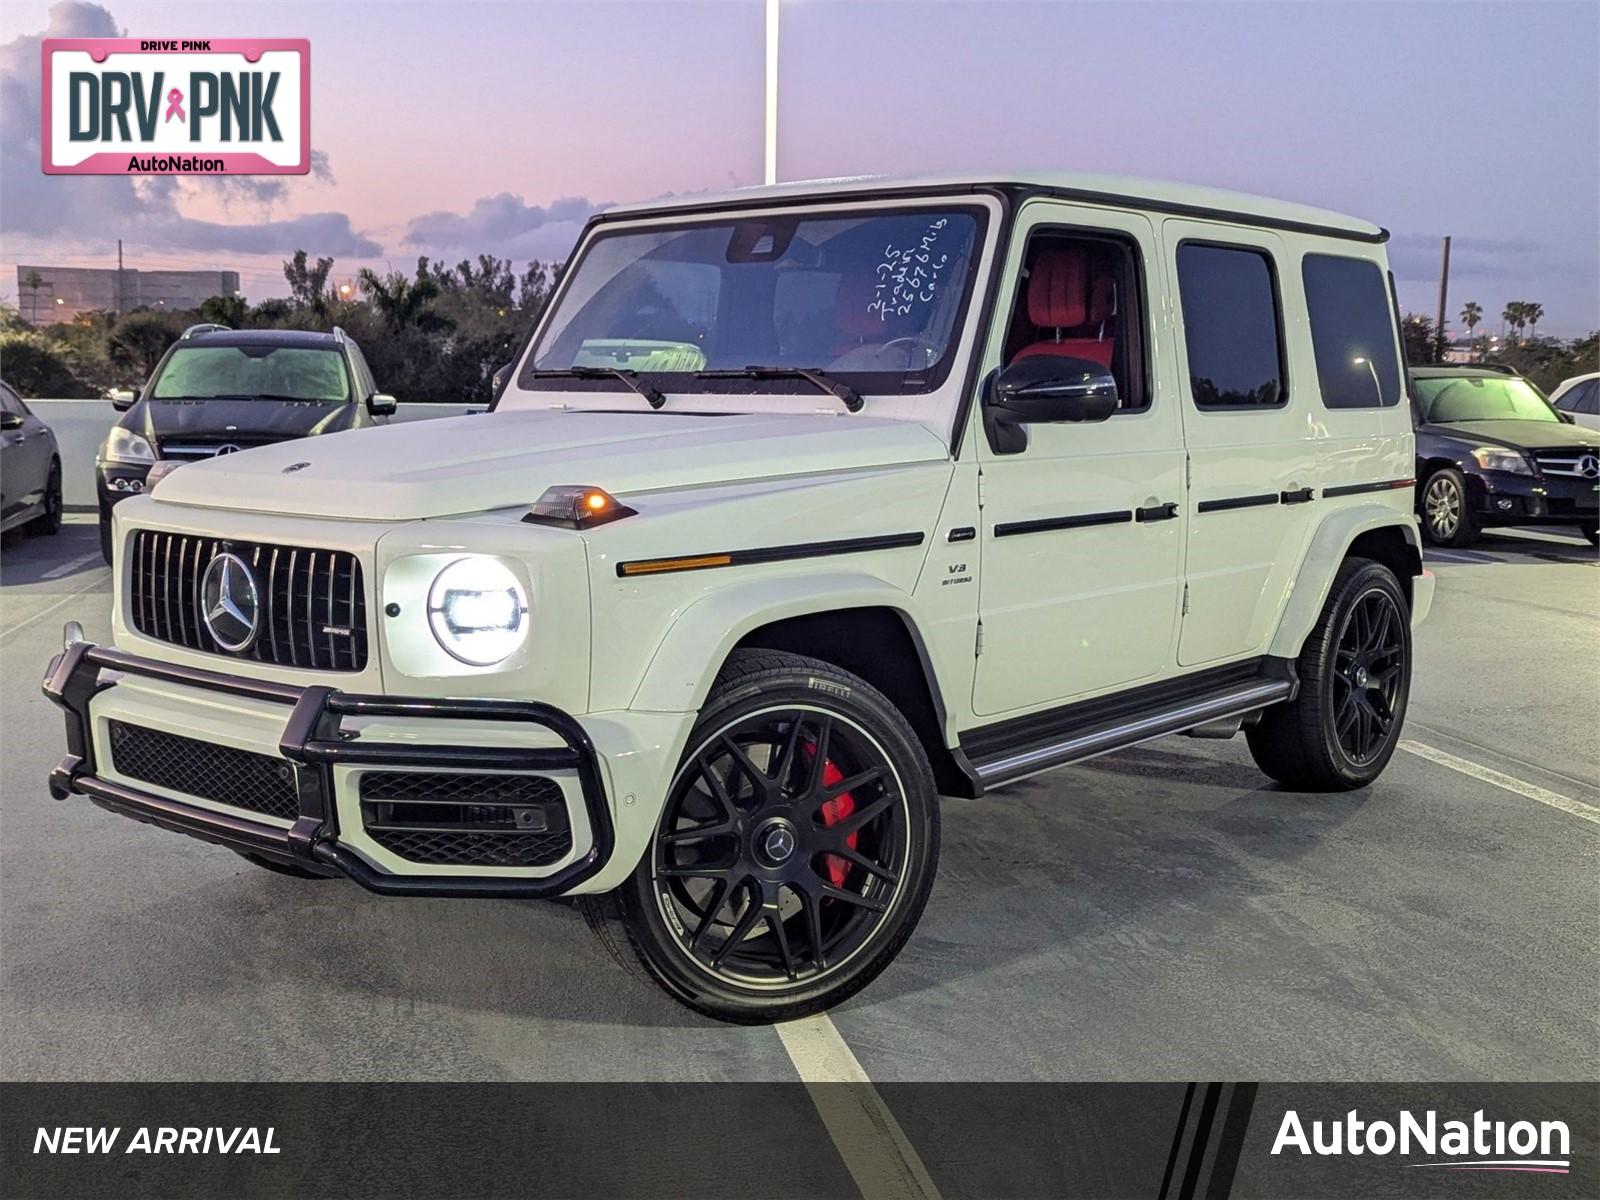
[108,720,299,821]
[129,530,367,671]
[360,771,573,867]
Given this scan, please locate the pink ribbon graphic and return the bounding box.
[164,88,185,123]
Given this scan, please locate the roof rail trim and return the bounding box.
[592,181,1387,245]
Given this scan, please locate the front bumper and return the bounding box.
[1469,470,1599,525]
[42,637,615,898]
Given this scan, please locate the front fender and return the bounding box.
[629,571,934,714]
[1267,503,1424,659]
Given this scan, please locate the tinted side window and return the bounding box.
[1558,379,1598,415]
[1303,254,1402,408]
[1175,244,1285,409]
[349,345,376,398]
[0,385,21,415]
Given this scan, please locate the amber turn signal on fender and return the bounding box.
[521,485,638,529]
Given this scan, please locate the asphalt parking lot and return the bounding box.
[2,517,1595,1084]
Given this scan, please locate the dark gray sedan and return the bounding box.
[0,381,63,539]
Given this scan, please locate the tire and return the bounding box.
[1580,521,1598,547]
[234,850,332,880]
[99,505,114,564]
[26,461,63,537]
[614,648,940,1024]
[1247,558,1412,791]
[1419,468,1479,547]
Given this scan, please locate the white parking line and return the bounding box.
[0,569,108,642]
[39,552,103,580]
[1399,740,1600,827]
[776,1014,942,1200]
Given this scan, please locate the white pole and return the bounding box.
[764,0,779,185]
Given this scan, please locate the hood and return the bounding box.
[150,408,951,520]
[140,398,355,445]
[1422,418,1598,452]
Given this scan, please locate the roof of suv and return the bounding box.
[182,329,342,349]
[600,172,1386,242]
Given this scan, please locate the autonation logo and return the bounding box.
[1272,1108,1571,1174]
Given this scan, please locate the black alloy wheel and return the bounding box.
[27,462,63,537]
[1329,587,1406,765]
[614,650,938,1023]
[653,705,907,987]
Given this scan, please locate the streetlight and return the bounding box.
[765,0,779,185]
[1352,356,1382,402]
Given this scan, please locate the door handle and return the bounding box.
[1280,487,1315,504]
[1135,502,1179,522]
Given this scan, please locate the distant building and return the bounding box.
[14,265,241,326]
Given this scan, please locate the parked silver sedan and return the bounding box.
[0,381,64,539]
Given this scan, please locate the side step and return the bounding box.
[960,660,1296,790]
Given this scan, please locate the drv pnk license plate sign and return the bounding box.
[41,38,309,175]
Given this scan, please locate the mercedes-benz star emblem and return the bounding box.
[762,827,796,864]
[213,443,241,455]
[200,552,261,652]
[1578,453,1599,480]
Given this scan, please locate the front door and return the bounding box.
[971,203,1186,718]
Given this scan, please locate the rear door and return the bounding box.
[972,201,1186,717]
[1164,224,1317,667]
[0,385,50,522]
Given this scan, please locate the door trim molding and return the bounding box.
[992,510,1133,538]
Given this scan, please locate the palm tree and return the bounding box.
[1502,302,1524,343]
[1523,302,1544,341]
[1459,301,1482,338]
[357,268,453,334]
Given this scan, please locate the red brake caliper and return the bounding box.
[817,758,857,888]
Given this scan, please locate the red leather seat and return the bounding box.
[1012,247,1117,368]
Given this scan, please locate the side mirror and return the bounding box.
[367,392,397,416]
[108,387,138,411]
[989,356,1120,424]
[0,411,23,432]
[1557,410,1575,424]
[491,362,514,396]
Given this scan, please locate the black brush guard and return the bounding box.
[41,637,614,898]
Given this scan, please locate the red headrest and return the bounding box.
[1027,247,1090,329]
[834,274,885,339]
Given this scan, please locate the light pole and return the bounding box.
[764,0,779,185]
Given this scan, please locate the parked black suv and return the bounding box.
[97,326,394,561]
[1411,365,1599,547]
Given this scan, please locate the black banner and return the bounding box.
[2,1082,1593,1198]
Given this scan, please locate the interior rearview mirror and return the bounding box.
[108,387,138,411]
[368,392,398,416]
[989,356,1120,424]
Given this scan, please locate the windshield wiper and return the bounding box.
[695,366,863,413]
[533,367,665,409]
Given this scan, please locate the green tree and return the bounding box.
[108,310,185,378]
[283,250,335,315]
[1523,302,1544,341]
[1502,302,1526,343]
[1401,313,1440,364]
[198,294,248,327]
[357,268,453,333]
[0,330,93,396]
[1459,301,1482,339]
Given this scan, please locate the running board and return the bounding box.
[961,662,1296,790]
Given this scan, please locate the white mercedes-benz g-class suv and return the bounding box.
[45,174,1433,1023]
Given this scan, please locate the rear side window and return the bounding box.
[1558,379,1598,415]
[1175,244,1286,409]
[1303,254,1402,408]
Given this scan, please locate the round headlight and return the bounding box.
[426,557,529,666]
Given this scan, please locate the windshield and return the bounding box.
[151,345,351,403]
[1415,375,1557,423]
[525,207,985,395]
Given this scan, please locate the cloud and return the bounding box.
[1387,230,1589,285]
[1,3,379,258]
[403,192,609,260]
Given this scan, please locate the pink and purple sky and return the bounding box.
[3,0,1597,336]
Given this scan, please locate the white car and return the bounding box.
[1549,371,1600,430]
[44,173,1432,1022]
